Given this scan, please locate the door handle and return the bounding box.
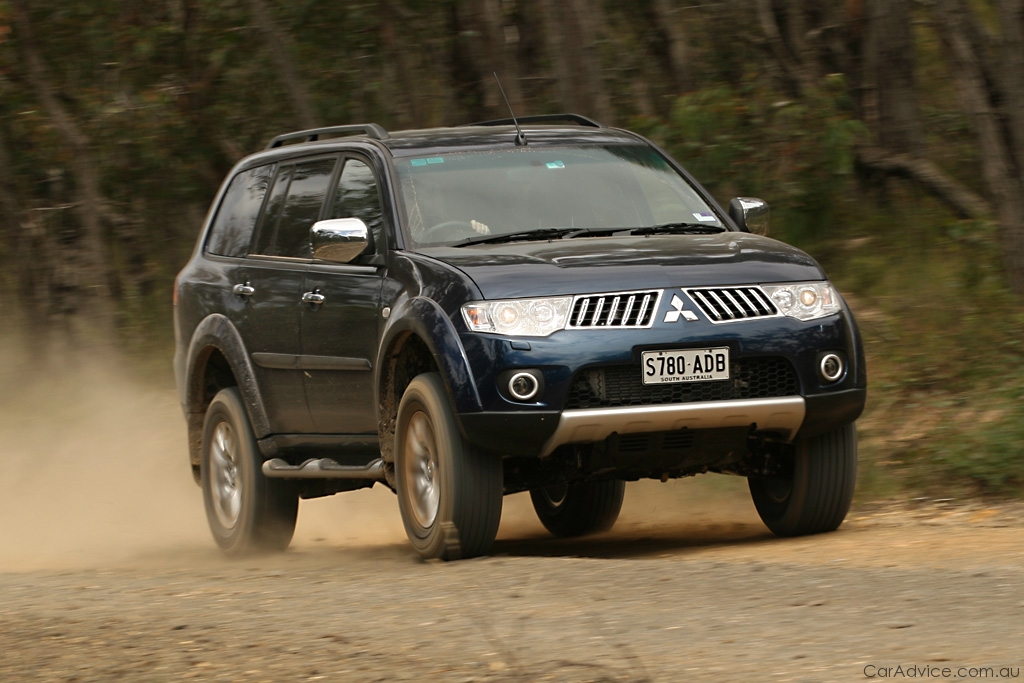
[232,283,255,297]
[302,291,326,305]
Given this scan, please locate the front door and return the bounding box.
[301,157,387,434]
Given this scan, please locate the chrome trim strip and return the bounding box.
[685,286,783,325]
[539,396,806,456]
[565,289,663,330]
[735,288,759,315]
[622,295,635,323]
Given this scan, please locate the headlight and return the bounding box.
[462,297,572,337]
[761,282,839,321]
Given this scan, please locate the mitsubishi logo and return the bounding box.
[663,294,699,323]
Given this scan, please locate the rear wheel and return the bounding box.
[395,373,503,560]
[530,480,625,538]
[748,422,857,537]
[201,387,298,554]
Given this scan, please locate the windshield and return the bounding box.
[394,144,723,247]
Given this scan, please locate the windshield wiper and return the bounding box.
[453,227,587,247]
[630,222,726,236]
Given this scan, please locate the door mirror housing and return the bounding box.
[728,197,770,236]
[310,218,371,263]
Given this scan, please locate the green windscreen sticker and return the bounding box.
[410,157,445,167]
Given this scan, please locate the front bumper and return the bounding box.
[460,388,865,456]
[454,306,866,456]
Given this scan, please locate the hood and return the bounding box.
[418,233,826,299]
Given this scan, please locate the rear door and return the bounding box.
[300,155,388,434]
[238,155,339,434]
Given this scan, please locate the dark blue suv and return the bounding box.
[173,115,866,560]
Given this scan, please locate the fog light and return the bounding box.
[820,353,844,382]
[508,372,540,401]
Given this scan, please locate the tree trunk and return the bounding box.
[997,0,1024,178]
[247,0,318,130]
[935,0,1024,294]
[855,146,992,219]
[12,0,115,335]
[865,0,919,153]
[651,0,692,93]
[539,0,612,122]
[756,0,816,97]
[451,0,525,122]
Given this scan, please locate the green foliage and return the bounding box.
[2,0,1023,500]
[645,77,866,245]
[829,194,1024,497]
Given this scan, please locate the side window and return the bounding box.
[206,164,275,257]
[253,157,337,258]
[329,158,385,252]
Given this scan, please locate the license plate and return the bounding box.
[641,347,730,385]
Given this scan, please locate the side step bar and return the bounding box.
[262,457,387,480]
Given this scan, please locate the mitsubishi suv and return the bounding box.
[173,114,866,560]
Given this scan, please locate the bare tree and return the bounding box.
[247,0,318,130]
[12,0,115,335]
[539,0,612,122]
[864,0,919,153]
[651,0,692,93]
[934,0,1024,294]
[457,0,525,117]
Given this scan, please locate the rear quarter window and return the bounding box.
[205,164,275,257]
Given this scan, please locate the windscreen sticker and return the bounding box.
[410,157,445,167]
[693,212,717,222]
[546,161,565,169]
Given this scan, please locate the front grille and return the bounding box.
[564,357,799,409]
[566,290,662,329]
[687,287,778,323]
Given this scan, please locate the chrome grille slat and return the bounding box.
[690,290,721,321]
[567,289,661,330]
[686,286,780,324]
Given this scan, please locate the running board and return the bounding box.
[262,457,386,480]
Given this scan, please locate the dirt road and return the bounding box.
[2,355,1023,682]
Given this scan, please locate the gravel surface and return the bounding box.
[2,356,1023,682]
[3,497,1024,683]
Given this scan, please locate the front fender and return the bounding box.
[377,296,482,414]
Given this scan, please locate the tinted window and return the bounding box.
[329,158,385,252]
[254,157,337,258]
[206,164,275,257]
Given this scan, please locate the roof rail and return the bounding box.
[265,124,389,150]
[465,113,604,129]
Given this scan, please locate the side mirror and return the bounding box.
[728,197,770,236]
[310,218,370,263]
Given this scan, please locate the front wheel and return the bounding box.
[748,422,857,537]
[395,373,503,560]
[530,480,625,538]
[201,387,298,555]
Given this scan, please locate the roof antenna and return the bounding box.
[494,72,526,146]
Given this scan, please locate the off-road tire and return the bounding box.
[748,422,857,537]
[395,373,503,560]
[201,387,298,554]
[530,480,625,538]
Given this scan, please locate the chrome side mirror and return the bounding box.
[728,197,770,236]
[310,218,370,263]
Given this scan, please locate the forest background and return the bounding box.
[1,0,1023,498]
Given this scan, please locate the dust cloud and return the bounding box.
[0,336,763,572]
